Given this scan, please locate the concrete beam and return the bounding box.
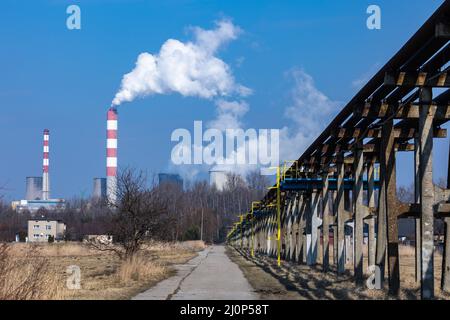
[335,127,446,139]
[356,102,450,120]
[384,71,450,88]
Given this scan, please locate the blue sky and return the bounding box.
[0,0,448,200]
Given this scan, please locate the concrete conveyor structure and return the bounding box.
[227,1,450,300]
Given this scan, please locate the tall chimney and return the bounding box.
[42,129,50,200]
[106,107,118,204]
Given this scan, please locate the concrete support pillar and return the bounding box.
[271,214,277,258]
[367,161,376,268]
[306,192,313,265]
[353,141,364,283]
[414,137,422,283]
[295,195,305,263]
[258,219,262,253]
[282,198,291,260]
[266,216,272,256]
[322,174,330,271]
[331,191,338,266]
[297,194,307,264]
[442,142,450,293]
[307,190,322,265]
[419,87,435,300]
[332,225,338,266]
[376,148,388,287]
[303,193,311,264]
[383,118,400,296]
[442,217,450,292]
[289,194,299,261]
[345,225,353,266]
[264,217,268,253]
[336,156,346,274]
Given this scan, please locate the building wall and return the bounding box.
[28,220,66,242]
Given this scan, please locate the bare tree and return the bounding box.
[89,168,170,260]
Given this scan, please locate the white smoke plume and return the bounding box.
[112,19,251,106]
[279,68,340,162]
[207,99,249,130]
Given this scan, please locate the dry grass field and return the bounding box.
[0,240,205,300]
[229,244,450,300]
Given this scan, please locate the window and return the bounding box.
[33,225,40,229]
[46,225,51,230]
[33,234,40,238]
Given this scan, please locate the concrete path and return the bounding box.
[133,245,258,300]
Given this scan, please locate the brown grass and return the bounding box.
[118,255,167,283]
[232,244,450,300]
[0,244,65,300]
[0,241,202,300]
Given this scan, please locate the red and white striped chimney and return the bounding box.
[42,129,50,200]
[106,107,118,204]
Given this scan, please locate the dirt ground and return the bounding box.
[227,245,450,300]
[3,241,203,300]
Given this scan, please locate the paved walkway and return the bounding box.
[133,245,258,300]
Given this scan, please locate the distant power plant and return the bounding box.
[158,173,183,189]
[11,129,65,213]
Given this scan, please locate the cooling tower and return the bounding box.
[25,177,43,200]
[209,170,228,191]
[93,178,107,199]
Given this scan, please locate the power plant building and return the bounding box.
[12,129,65,213]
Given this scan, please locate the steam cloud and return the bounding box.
[111,19,339,181]
[112,19,251,106]
[279,68,340,162]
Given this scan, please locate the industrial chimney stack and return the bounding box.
[42,129,50,200]
[106,107,118,204]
